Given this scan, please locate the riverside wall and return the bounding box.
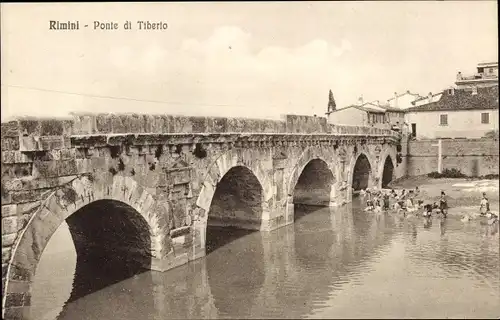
[406,138,499,177]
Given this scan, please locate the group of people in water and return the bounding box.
[359,186,498,225]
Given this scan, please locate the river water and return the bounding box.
[31,197,500,319]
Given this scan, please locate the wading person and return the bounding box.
[383,193,390,211]
[480,193,490,215]
[439,191,448,218]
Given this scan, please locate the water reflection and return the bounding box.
[31,199,499,319]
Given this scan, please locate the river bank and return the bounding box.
[388,175,499,217]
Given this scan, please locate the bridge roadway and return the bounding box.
[1,113,405,319]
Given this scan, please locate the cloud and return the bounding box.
[127,25,355,117]
[3,25,355,120]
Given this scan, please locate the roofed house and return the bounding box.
[455,62,498,90]
[405,86,499,139]
[327,99,390,128]
[386,90,424,110]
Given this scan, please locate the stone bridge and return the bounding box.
[1,113,405,319]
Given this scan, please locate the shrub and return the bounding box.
[427,168,468,178]
[481,173,500,179]
[483,130,499,139]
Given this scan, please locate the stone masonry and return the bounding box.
[1,113,403,319]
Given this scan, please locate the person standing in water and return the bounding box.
[439,191,448,217]
[383,193,390,211]
[480,192,490,215]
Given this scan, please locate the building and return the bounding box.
[386,90,423,110]
[327,95,409,130]
[327,101,388,128]
[455,62,498,89]
[405,86,499,139]
[412,91,444,107]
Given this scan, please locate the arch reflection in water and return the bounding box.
[205,203,397,319]
[205,165,266,317]
[30,200,152,320]
[55,258,218,320]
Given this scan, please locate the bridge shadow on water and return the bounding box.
[39,201,399,320]
[30,199,153,320]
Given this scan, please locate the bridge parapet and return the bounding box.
[1,113,397,151]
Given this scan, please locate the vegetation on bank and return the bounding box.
[427,168,499,180]
[483,130,499,139]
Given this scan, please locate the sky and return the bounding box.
[1,1,498,121]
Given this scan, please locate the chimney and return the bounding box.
[394,92,398,108]
[358,95,364,105]
[427,92,433,103]
[406,90,410,94]
[457,71,462,80]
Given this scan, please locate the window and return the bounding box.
[481,112,489,124]
[440,114,448,126]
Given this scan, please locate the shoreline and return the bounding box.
[384,175,499,217]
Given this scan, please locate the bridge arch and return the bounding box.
[348,152,374,192]
[376,146,398,189]
[287,147,337,209]
[380,155,395,189]
[195,149,272,232]
[2,175,168,318]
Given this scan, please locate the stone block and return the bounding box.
[2,163,32,178]
[3,180,23,191]
[172,235,186,245]
[1,121,20,136]
[8,264,32,282]
[2,234,17,247]
[38,136,65,150]
[1,151,32,164]
[32,160,58,178]
[95,114,113,133]
[128,114,144,133]
[4,306,30,320]
[58,160,78,176]
[17,202,40,220]
[18,136,38,151]
[31,150,60,161]
[172,116,193,133]
[11,190,43,204]
[2,204,17,218]
[4,292,24,308]
[40,120,64,136]
[170,226,190,238]
[212,117,228,133]
[75,159,91,174]
[1,136,20,151]
[190,117,207,133]
[59,148,76,160]
[2,216,18,235]
[2,247,11,264]
[150,115,163,133]
[170,198,187,229]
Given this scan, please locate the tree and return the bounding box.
[328,89,336,113]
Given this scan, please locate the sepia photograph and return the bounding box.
[1,1,498,319]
